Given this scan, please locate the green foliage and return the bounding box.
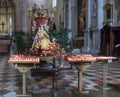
[49,28,69,51]
[12,31,31,54]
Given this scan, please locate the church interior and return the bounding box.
[0,0,120,97]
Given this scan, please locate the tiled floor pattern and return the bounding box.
[85,61,120,85]
[0,54,120,96]
[0,55,23,96]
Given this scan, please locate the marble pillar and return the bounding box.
[82,0,91,53]
[71,0,77,38]
[90,0,104,54]
[68,0,72,42]
[21,0,27,32]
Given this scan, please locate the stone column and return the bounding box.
[21,0,27,32]
[64,0,68,29]
[71,0,77,38]
[87,0,91,53]
[68,0,72,30]
[15,0,22,31]
[68,0,72,42]
[88,0,104,54]
[97,0,104,48]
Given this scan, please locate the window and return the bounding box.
[104,3,113,23]
[106,8,111,19]
[9,17,12,36]
[52,0,57,8]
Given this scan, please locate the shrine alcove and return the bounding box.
[0,0,15,36]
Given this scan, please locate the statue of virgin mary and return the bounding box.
[31,20,51,50]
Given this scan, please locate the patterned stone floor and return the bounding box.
[0,54,120,97]
[0,54,23,96]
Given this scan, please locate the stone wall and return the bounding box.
[15,0,48,33]
[53,0,64,29]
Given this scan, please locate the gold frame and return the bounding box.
[0,0,14,36]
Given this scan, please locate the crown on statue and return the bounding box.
[28,3,50,19]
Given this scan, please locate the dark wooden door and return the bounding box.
[100,25,110,55]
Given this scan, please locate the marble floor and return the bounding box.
[0,53,120,97]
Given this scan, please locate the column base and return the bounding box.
[73,90,89,95]
[103,87,111,90]
[17,95,32,97]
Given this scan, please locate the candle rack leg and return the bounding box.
[103,63,108,89]
[78,70,82,92]
[23,73,26,95]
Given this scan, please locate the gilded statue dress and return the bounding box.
[32,25,51,49]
